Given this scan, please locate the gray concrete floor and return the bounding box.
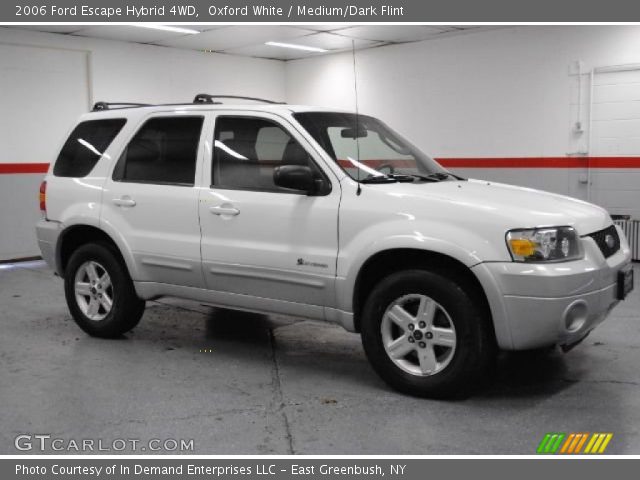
[1,261,639,455]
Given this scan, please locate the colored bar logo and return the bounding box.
[537,433,613,454]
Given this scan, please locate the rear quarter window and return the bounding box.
[53,119,126,177]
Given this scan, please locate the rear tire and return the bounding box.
[64,243,145,338]
[360,269,494,399]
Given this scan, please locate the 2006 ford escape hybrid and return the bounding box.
[36,94,634,398]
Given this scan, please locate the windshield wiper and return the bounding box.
[360,173,417,184]
[359,175,398,184]
[359,172,466,184]
[421,172,466,181]
[386,174,416,182]
[406,174,441,182]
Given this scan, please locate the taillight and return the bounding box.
[39,180,47,217]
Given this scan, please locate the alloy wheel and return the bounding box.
[381,293,457,376]
[74,261,113,321]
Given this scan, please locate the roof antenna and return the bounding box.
[351,40,363,196]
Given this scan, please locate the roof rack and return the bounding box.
[92,102,152,111]
[90,95,285,112]
[193,94,284,105]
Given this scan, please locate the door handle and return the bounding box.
[210,205,240,216]
[112,197,136,207]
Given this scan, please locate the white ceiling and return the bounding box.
[7,25,485,61]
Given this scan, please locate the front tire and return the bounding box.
[361,269,494,398]
[64,243,145,338]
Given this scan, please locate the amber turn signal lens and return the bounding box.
[509,238,536,257]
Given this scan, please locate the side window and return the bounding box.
[212,116,316,192]
[54,119,126,177]
[113,116,203,186]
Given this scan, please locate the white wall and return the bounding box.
[0,43,89,164]
[285,26,640,219]
[0,26,286,144]
[0,27,286,260]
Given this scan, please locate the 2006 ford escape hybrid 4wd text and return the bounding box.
[36,95,634,398]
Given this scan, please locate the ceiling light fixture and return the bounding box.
[265,41,327,53]
[131,24,200,35]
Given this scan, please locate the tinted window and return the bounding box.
[54,119,126,177]
[114,116,203,186]
[212,116,316,192]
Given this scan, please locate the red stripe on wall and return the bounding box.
[336,157,640,169]
[0,163,49,174]
[2,157,640,175]
[437,157,640,168]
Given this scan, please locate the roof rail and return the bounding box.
[92,102,152,111]
[91,95,285,112]
[193,94,284,105]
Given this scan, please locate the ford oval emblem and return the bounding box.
[605,234,616,249]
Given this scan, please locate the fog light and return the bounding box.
[563,301,588,332]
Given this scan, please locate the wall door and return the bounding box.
[590,68,640,219]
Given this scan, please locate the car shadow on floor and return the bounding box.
[179,307,577,400]
[204,308,273,344]
[477,348,574,399]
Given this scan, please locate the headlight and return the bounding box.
[506,226,583,262]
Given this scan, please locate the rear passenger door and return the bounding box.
[101,113,209,287]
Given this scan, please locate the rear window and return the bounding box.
[53,119,126,177]
[113,116,203,186]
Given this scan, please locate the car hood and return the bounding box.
[367,178,611,235]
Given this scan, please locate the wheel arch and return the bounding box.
[56,224,135,279]
[351,248,495,341]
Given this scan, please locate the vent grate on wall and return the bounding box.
[613,219,640,261]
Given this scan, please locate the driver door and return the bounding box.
[198,112,341,316]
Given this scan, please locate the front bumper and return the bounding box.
[472,225,632,350]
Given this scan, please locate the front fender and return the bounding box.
[335,218,509,313]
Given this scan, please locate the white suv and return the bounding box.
[36,94,634,398]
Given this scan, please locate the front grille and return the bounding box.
[587,225,620,259]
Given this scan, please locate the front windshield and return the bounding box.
[294,112,453,183]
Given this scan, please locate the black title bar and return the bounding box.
[4,0,640,22]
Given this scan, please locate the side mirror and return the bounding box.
[274,165,321,194]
